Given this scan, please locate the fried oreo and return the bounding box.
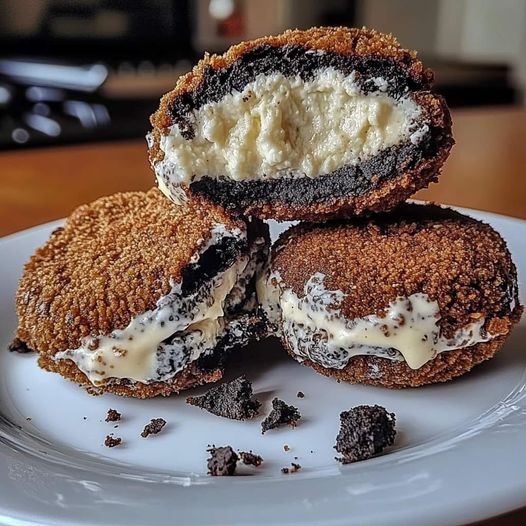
[148,27,453,221]
[260,203,522,387]
[15,189,269,398]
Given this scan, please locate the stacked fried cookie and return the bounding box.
[15,27,522,396]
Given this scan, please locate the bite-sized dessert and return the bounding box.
[148,26,453,221]
[186,375,261,420]
[261,398,301,433]
[335,405,396,463]
[260,203,522,387]
[15,189,270,398]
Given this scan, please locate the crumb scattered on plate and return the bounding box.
[8,338,32,354]
[261,398,301,434]
[104,435,122,448]
[141,418,167,438]
[105,409,121,422]
[207,446,238,476]
[239,451,263,467]
[186,376,260,420]
[297,391,305,398]
[335,405,396,463]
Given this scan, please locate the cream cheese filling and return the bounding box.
[260,272,499,370]
[54,229,248,386]
[154,69,427,187]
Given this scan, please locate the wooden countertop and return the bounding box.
[0,106,525,525]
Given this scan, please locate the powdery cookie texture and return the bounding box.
[148,26,453,221]
[261,203,522,388]
[16,188,270,398]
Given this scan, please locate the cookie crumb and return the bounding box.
[281,462,301,474]
[291,462,301,473]
[26,417,31,421]
[239,451,263,467]
[141,418,167,438]
[297,391,305,398]
[261,398,301,434]
[8,338,32,354]
[105,409,121,422]
[283,444,290,452]
[335,405,396,464]
[104,435,122,448]
[207,446,238,476]
[186,376,260,420]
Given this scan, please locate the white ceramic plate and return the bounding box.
[0,208,525,526]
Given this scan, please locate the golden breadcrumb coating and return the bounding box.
[272,204,522,387]
[288,333,518,388]
[38,352,224,398]
[15,188,243,356]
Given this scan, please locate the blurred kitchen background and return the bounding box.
[1,0,525,150]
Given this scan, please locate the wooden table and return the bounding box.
[1,107,525,525]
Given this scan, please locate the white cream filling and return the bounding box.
[155,69,427,188]
[261,272,499,370]
[54,228,248,386]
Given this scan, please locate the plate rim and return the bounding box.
[1,207,525,526]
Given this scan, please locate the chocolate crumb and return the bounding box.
[8,338,32,354]
[83,417,87,420]
[186,376,261,420]
[207,446,238,476]
[335,405,396,464]
[283,444,290,452]
[282,462,302,474]
[297,391,305,398]
[239,451,263,467]
[141,418,167,438]
[261,398,301,434]
[105,409,121,422]
[26,417,31,421]
[291,462,301,473]
[104,435,122,448]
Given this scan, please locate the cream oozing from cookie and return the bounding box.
[154,69,427,189]
[260,272,498,370]
[55,225,250,386]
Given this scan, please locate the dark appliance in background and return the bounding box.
[0,0,195,149]
[0,0,519,150]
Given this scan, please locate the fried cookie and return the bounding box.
[15,189,269,397]
[148,27,453,221]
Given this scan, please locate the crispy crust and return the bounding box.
[284,330,518,388]
[272,204,521,337]
[38,353,224,398]
[15,188,244,355]
[271,203,523,386]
